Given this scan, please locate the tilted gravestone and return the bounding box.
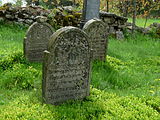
[24,17,54,62]
[83,19,108,61]
[42,26,91,105]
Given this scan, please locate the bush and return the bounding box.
[48,7,82,29]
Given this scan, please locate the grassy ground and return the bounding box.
[0,21,160,119]
[92,34,160,96]
[128,18,160,27]
[0,22,26,55]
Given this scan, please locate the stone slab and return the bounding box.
[42,26,91,105]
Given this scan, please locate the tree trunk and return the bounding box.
[73,0,76,5]
[132,0,136,34]
[144,16,148,28]
[106,0,109,12]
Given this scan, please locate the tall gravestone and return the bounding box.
[83,19,108,61]
[42,26,91,105]
[81,0,100,27]
[24,16,54,62]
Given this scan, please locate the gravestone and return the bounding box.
[82,0,100,21]
[42,26,91,105]
[24,16,54,62]
[81,0,100,28]
[83,19,108,61]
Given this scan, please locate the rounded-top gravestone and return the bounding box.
[83,19,108,61]
[42,26,91,105]
[24,17,54,62]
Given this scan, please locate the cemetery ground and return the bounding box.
[0,21,160,119]
[128,18,160,27]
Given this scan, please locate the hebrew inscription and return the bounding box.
[83,19,108,61]
[43,27,91,105]
[24,22,54,62]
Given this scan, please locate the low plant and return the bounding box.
[0,51,27,70]
[0,63,41,89]
[0,51,41,90]
[0,88,159,120]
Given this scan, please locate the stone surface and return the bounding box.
[109,26,116,34]
[126,22,160,36]
[82,0,100,22]
[116,29,124,40]
[25,19,34,25]
[36,16,48,23]
[100,11,128,37]
[42,26,91,105]
[24,22,54,62]
[5,14,14,19]
[83,19,108,61]
[0,4,129,37]
[0,6,50,25]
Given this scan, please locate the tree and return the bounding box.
[116,0,160,18]
[106,0,109,12]
[132,0,136,33]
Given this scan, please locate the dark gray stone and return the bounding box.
[25,19,34,25]
[109,27,116,34]
[17,18,25,22]
[82,0,100,21]
[24,22,54,62]
[83,19,108,61]
[5,14,14,19]
[116,29,124,40]
[42,26,91,105]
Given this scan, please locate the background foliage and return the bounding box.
[1,0,160,18]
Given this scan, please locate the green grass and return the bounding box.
[128,18,160,27]
[0,22,27,56]
[0,88,160,120]
[0,21,160,119]
[91,34,160,96]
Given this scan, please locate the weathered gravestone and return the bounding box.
[83,19,108,61]
[42,26,91,105]
[24,16,54,62]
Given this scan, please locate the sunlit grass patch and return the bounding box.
[0,88,159,120]
[128,18,160,27]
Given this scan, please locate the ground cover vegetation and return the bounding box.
[0,18,160,119]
